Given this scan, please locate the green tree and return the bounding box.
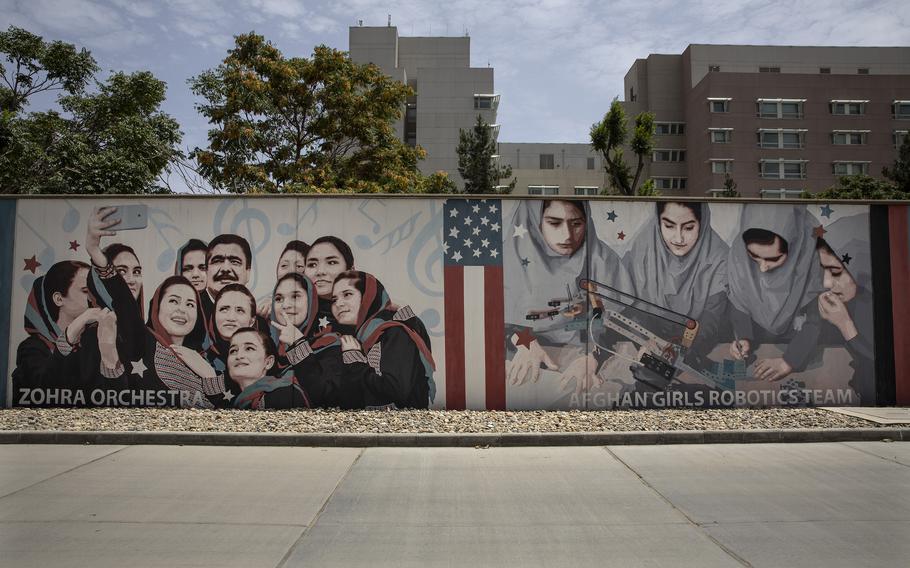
[455,114,514,194]
[0,27,182,194]
[0,26,97,113]
[803,175,906,200]
[190,33,427,194]
[720,173,740,197]
[883,135,910,192]
[590,99,655,196]
[417,170,458,193]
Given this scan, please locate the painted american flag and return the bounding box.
[443,198,505,410]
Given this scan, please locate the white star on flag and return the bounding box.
[489,204,498,213]
[319,316,330,329]
[452,250,463,262]
[464,216,473,226]
[491,223,500,232]
[481,238,490,248]
[480,216,489,226]
[442,242,449,254]
[463,238,473,248]
[450,208,459,218]
[513,224,528,238]
[490,249,499,258]
[449,227,460,238]
[131,359,147,376]
[472,204,481,213]
[473,248,482,258]
[472,227,481,235]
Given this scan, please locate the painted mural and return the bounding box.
[4,197,874,410]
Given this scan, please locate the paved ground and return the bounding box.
[0,442,907,567]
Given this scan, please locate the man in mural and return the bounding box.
[727,205,825,382]
[204,234,253,320]
[816,214,875,404]
[503,199,634,406]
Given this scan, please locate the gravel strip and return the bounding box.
[0,407,896,434]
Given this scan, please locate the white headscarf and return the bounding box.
[727,204,824,335]
[623,203,728,319]
[503,200,633,345]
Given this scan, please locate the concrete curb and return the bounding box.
[0,428,906,447]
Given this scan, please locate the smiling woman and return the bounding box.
[305,235,355,331]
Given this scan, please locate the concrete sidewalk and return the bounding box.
[0,443,907,567]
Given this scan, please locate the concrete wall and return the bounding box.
[2,196,899,411]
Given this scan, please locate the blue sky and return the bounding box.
[3,0,909,187]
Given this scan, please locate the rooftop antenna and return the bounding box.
[387,14,391,27]
[358,19,363,26]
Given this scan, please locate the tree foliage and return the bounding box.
[0,27,181,194]
[590,99,655,196]
[0,26,98,113]
[883,135,910,193]
[803,175,906,200]
[456,114,514,194]
[190,33,428,193]
[720,173,740,197]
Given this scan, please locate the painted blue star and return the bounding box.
[841,253,852,265]
[606,210,618,222]
[820,204,834,219]
[520,257,530,267]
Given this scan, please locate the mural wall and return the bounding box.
[2,197,878,410]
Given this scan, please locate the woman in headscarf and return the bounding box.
[815,213,875,403]
[101,274,223,408]
[207,283,257,372]
[268,273,347,408]
[727,204,825,381]
[503,199,634,395]
[304,236,355,333]
[12,261,123,404]
[623,202,729,359]
[227,328,310,410]
[176,238,208,293]
[256,239,311,319]
[330,270,435,409]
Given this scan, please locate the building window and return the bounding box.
[528,185,559,195]
[894,101,910,119]
[404,104,417,147]
[757,99,804,119]
[858,68,869,75]
[760,160,807,179]
[832,162,870,175]
[760,189,804,199]
[706,189,728,197]
[895,130,909,148]
[653,177,687,190]
[709,65,720,72]
[539,154,554,169]
[758,129,805,149]
[473,94,499,111]
[831,131,868,145]
[653,149,686,162]
[759,66,781,73]
[710,160,733,174]
[586,157,595,170]
[708,98,730,113]
[709,128,732,143]
[830,100,867,115]
[820,67,831,74]
[574,186,599,196]
[656,122,685,135]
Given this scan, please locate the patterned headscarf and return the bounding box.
[147,275,210,351]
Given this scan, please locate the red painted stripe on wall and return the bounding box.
[483,266,506,410]
[889,205,910,405]
[443,265,466,410]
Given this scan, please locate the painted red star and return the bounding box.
[617,231,626,240]
[812,225,827,238]
[515,327,536,349]
[69,240,80,251]
[23,255,41,273]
